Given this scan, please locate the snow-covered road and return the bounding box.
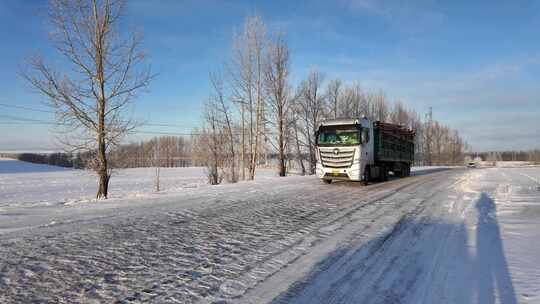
[0,166,539,303]
[264,168,540,304]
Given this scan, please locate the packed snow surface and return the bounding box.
[0,158,539,303]
[0,158,206,207]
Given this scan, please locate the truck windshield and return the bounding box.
[318,129,360,146]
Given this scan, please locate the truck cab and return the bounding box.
[315,117,372,183]
[316,117,414,184]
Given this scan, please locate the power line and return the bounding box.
[0,114,197,136]
[141,122,194,128]
[0,102,53,113]
[0,121,198,136]
[135,131,198,136]
[0,148,63,152]
[0,114,57,125]
[0,114,279,137]
[0,103,195,128]
[0,119,264,137]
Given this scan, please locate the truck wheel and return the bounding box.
[323,179,332,184]
[393,164,401,178]
[382,167,389,181]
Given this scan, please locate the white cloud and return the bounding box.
[340,0,447,35]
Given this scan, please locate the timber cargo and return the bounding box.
[373,121,415,171]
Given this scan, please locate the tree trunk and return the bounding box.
[241,104,246,180]
[306,122,315,175]
[278,152,286,176]
[250,66,262,180]
[250,103,260,180]
[309,144,315,174]
[95,0,109,199]
[155,167,160,192]
[293,119,306,175]
[225,110,236,182]
[96,130,109,199]
[278,115,286,177]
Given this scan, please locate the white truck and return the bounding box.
[315,117,415,184]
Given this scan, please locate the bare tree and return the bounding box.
[423,107,434,165]
[297,69,325,174]
[390,100,410,127]
[264,32,291,177]
[199,101,226,185]
[528,149,540,164]
[153,140,161,192]
[371,90,389,122]
[338,82,362,118]
[359,90,373,119]
[407,109,424,164]
[22,0,152,199]
[210,71,238,182]
[228,15,267,180]
[432,121,446,165]
[288,101,306,175]
[326,78,342,119]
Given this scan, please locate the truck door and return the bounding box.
[361,126,375,163]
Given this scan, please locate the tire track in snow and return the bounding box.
[243,170,465,304]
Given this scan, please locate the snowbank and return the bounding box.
[0,157,451,208]
[0,159,279,207]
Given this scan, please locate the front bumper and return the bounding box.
[316,161,362,181]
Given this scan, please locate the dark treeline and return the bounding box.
[1,136,194,169]
[109,136,192,168]
[0,152,80,168]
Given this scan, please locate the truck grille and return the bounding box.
[319,147,355,168]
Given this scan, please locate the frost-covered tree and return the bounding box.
[296,69,325,174]
[23,0,152,199]
[264,32,291,177]
[228,15,267,180]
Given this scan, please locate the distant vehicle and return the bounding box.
[315,117,415,185]
[467,162,476,168]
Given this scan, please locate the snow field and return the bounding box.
[0,157,279,208]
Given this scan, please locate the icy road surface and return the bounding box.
[0,166,539,303]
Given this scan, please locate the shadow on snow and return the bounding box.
[272,193,517,304]
[475,193,517,304]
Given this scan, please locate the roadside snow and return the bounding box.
[0,157,449,208]
[0,158,281,207]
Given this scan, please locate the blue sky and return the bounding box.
[1,0,539,152]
